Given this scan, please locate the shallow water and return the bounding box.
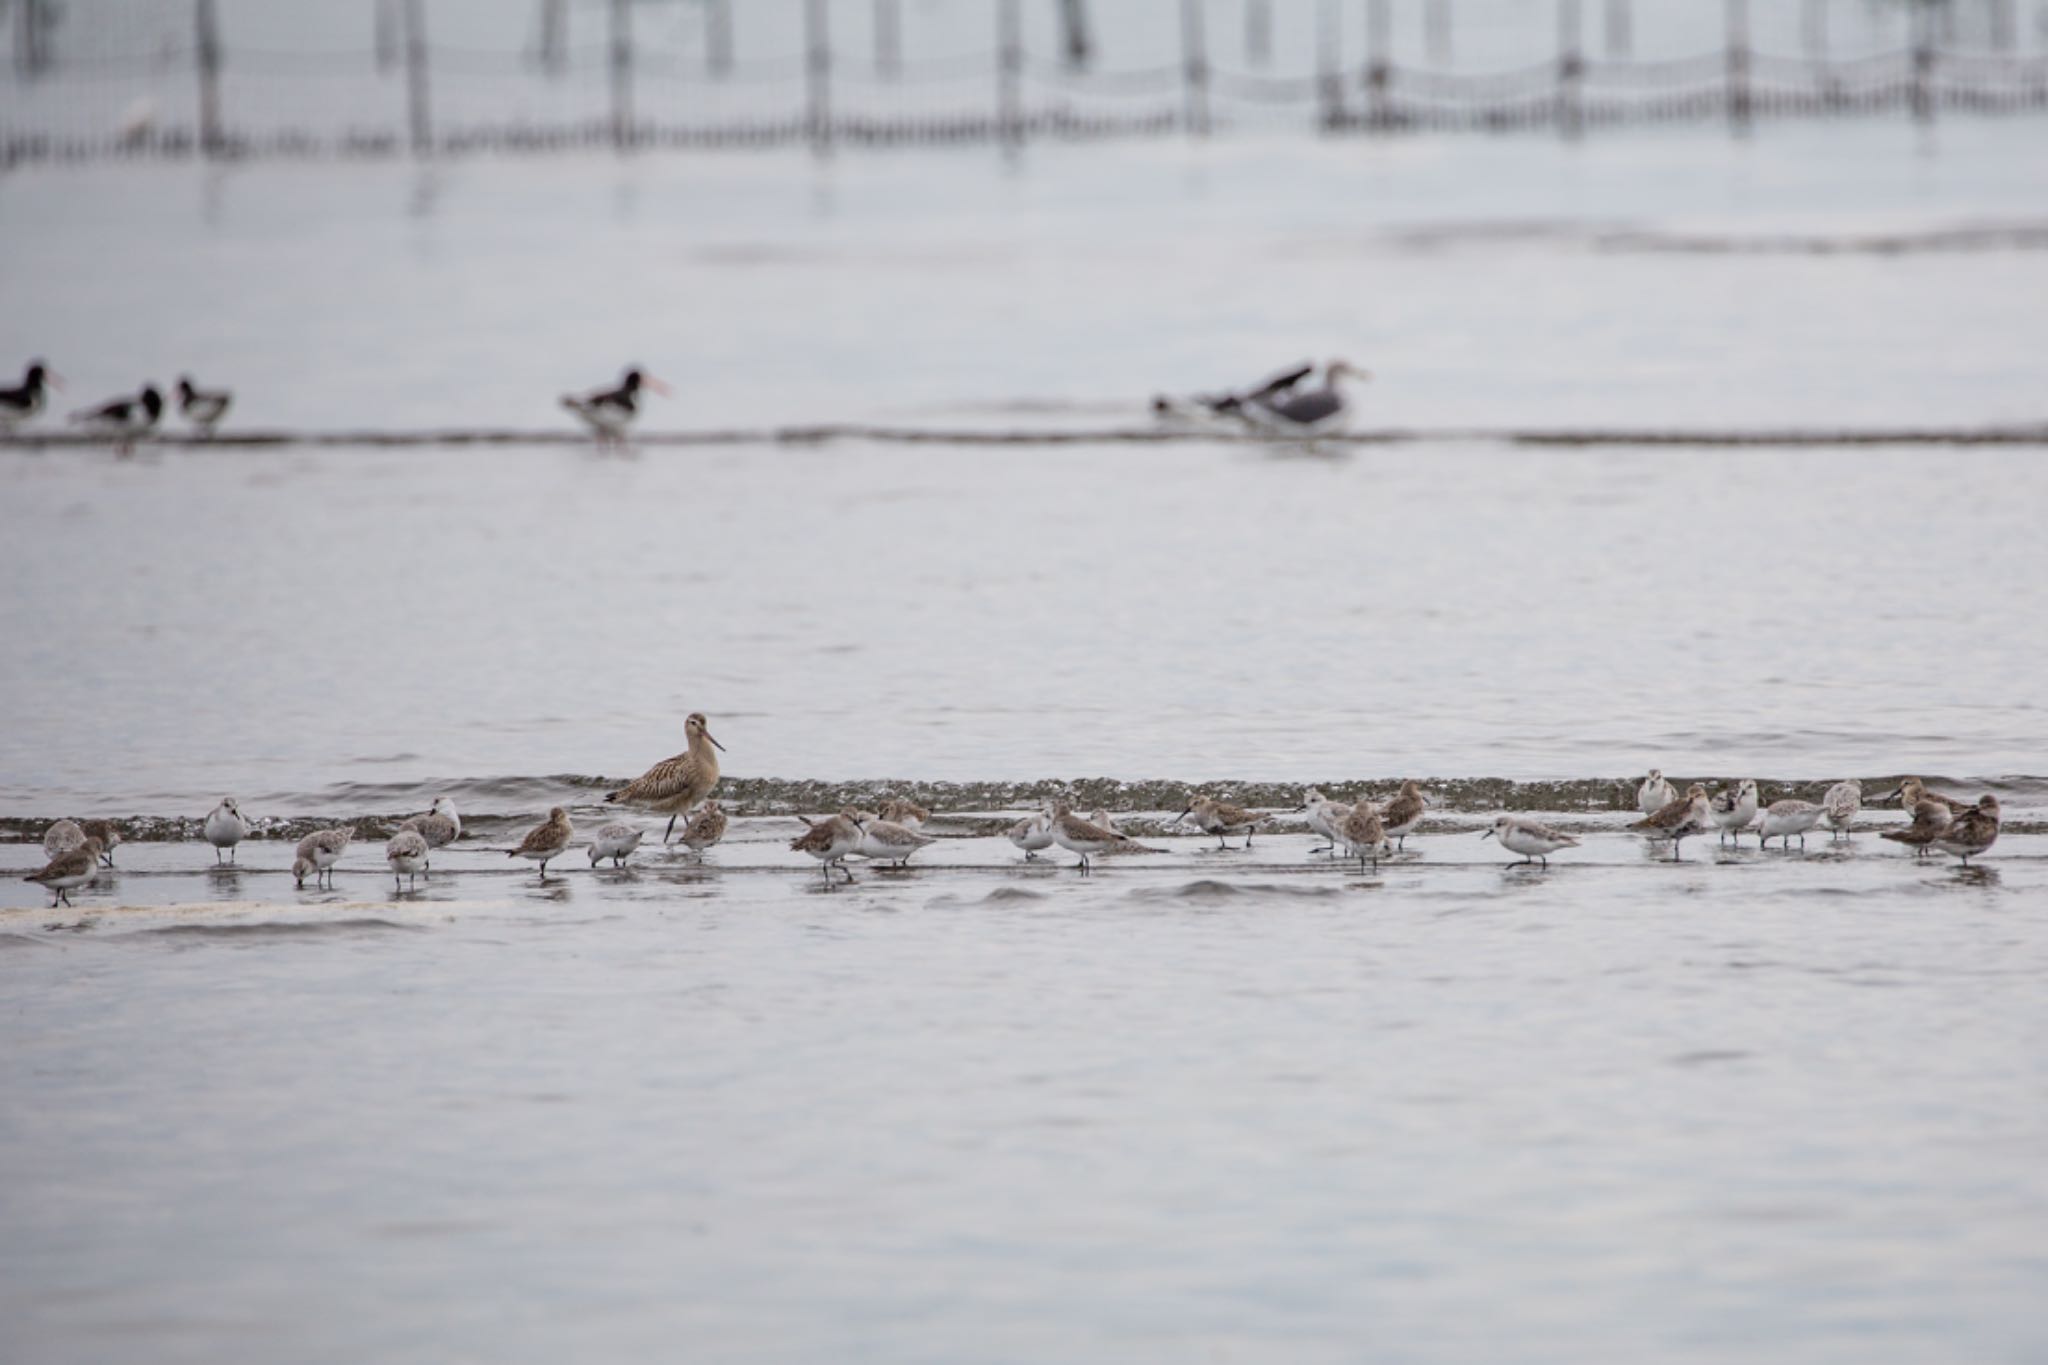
[3,826,2046,1362]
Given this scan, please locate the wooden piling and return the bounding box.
[403,0,431,155]
[609,0,633,150]
[1182,0,1210,137]
[195,0,223,155]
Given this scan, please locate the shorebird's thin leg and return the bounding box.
[664,814,678,843]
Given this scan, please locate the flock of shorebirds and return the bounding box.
[17,712,2007,905]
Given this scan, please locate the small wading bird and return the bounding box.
[25,837,101,907]
[510,807,574,878]
[1481,814,1580,868]
[1380,780,1428,850]
[878,797,929,832]
[1637,769,1676,815]
[70,384,163,452]
[293,826,354,888]
[1050,803,1136,873]
[49,818,124,867]
[203,797,249,864]
[677,800,728,859]
[1006,803,1055,860]
[853,810,938,868]
[1632,783,1712,860]
[607,712,724,843]
[1757,798,1824,850]
[791,810,861,882]
[1933,795,2000,865]
[1340,799,1390,871]
[0,361,57,429]
[1711,779,1760,845]
[1151,360,1314,421]
[176,376,232,435]
[1236,359,1370,437]
[588,820,645,868]
[1173,794,1262,849]
[386,827,430,890]
[400,797,462,867]
[1821,779,1862,838]
[1881,789,1956,858]
[561,366,670,444]
[1292,788,1353,855]
[1874,777,1970,822]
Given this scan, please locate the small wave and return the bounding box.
[142,918,422,939]
[1125,879,1343,903]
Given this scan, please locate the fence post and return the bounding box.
[536,0,566,76]
[1910,2,1935,124]
[1604,0,1631,58]
[1181,0,1210,136]
[195,0,223,155]
[1247,0,1272,67]
[1425,0,1451,66]
[403,0,431,154]
[1317,0,1344,129]
[1557,0,1582,138]
[997,0,1022,151]
[806,0,832,154]
[876,0,900,79]
[1365,0,1391,130]
[1725,0,1750,134]
[707,0,732,77]
[1057,0,1092,71]
[609,0,634,150]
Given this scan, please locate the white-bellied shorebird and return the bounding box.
[78,819,121,866]
[203,797,249,864]
[1291,789,1353,855]
[1173,795,1262,849]
[1637,769,1676,814]
[25,838,100,907]
[42,819,85,860]
[1757,798,1823,850]
[176,376,232,435]
[293,827,354,888]
[791,811,861,882]
[1481,814,1580,867]
[386,827,430,890]
[562,367,669,444]
[1881,799,1952,858]
[401,797,462,863]
[1934,796,2000,865]
[878,798,929,832]
[606,712,724,843]
[1632,784,1712,860]
[1821,779,1862,838]
[1007,804,1055,860]
[1339,800,1389,871]
[589,821,645,868]
[854,813,937,868]
[510,808,573,878]
[1711,780,1759,844]
[1381,780,1428,850]
[678,800,728,858]
[1050,803,1133,873]
[1875,778,1970,821]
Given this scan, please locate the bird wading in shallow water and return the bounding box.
[561,367,669,445]
[606,712,725,843]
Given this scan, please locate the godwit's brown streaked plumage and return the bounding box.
[607,712,724,843]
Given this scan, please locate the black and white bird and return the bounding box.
[0,361,57,430]
[561,367,669,444]
[1152,360,1313,421]
[71,384,164,450]
[1238,358,1370,437]
[176,376,233,435]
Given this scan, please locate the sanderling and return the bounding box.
[678,800,728,858]
[510,807,574,878]
[587,821,645,867]
[1933,795,2001,865]
[1006,804,1055,860]
[791,811,861,882]
[78,819,122,866]
[879,798,930,832]
[1339,800,1390,871]
[401,797,462,863]
[0,361,55,430]
[293,826,354,888]
[1637,769,1676,814]
[1050,803,1133,873]
[176,376,232,435]
[1481,814,1580,867]
[606,712,724,843]
[1173,795,1262,849]
[25,837,100,907]
[1632,783,1712,859]
[386,827,430,890]
[561,367,669,444]
[1381,780,1428,850]
[1711,780,1760,845]
[854,813,938,868]
[1881,799,1954,858]
[203,797,249,864]
[1757,798,1824,850]
[1821,779,1862,838]
[1292,788,1353,855]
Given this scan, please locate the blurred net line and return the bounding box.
[5,20,2048,163]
